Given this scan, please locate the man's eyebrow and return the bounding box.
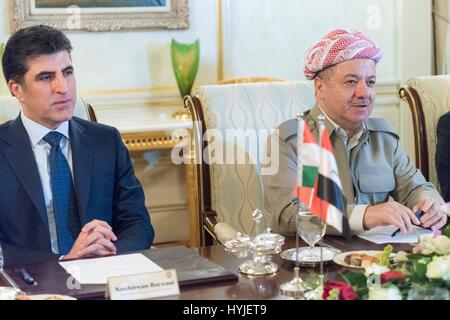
[343,74,376,79]
[62,65,74,73]
[34,66,74,80]
[34,71,55,80]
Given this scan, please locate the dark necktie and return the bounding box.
[43,131,81,254]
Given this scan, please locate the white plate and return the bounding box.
[0,287,21,300]
[333,250,382,269]
[28,294,77,300]
[280,247,342,265]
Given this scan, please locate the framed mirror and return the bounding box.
[11,0,189,31]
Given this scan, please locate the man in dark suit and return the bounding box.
[436,111,450,203]
[0,25,154,266]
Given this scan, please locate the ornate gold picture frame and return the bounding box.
[11,0,189,32]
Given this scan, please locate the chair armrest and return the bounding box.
[203,210,218,243]
[214,222,239,244]
[203,209,239,244]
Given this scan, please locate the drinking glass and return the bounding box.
[296,207,326,261]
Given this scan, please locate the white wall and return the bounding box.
[0,0,433,90]
[222,0,398,82]
[221,0,433,157]
[0,0,219,91]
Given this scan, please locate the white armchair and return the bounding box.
[399,75,450,193]
[184,81,315,245]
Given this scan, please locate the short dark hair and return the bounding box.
[316,64,336,82]
[2,25,73,84]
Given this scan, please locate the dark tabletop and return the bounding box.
[0,236,412,300]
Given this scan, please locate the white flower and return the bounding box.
[426,255,450,280]
[415,234,437,255]
[431,236,450,255]
[364,263,389,277]
[394,251,409,263]
[305,285,324,300]
[368,285,402,300]
[414,235,450,255]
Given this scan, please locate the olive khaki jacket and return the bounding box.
[263,105,444,236]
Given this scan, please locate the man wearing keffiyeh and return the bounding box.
[263,29,448,237]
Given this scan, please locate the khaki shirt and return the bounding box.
[263,104,444,236]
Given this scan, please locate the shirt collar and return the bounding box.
[316,103,366,142]
[20,112,70,147]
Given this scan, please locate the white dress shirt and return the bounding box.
[20,112,73,254]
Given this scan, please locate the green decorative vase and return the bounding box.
[171,39,200,99]
[0,43,8,96]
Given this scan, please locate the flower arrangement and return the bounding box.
[322,226,450,300]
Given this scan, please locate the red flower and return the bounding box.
[323,280,357,300]
[380,271,405,284]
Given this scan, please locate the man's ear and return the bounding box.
[8,80,24,101]
[313,77,324,100]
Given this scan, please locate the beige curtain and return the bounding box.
[433,0,450,74]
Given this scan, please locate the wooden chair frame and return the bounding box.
[399,86,429,180]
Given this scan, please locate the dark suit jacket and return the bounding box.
[0,116,154,266]
[436,111,450,202]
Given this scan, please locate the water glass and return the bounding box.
[296,209,326,260]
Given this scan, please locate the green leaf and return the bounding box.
[380,244,394,266]
[307,269,320,279]
[407,253,430,260]
[337,272,369,300]
[299,269,324,290]
[338,271,367,288]
[408,260,428,283]
[327,288,340,300]
[442,225,450,237]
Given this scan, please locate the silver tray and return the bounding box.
[280,247,342,265]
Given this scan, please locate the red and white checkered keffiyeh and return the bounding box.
[304,29,382,80]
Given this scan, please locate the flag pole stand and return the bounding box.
[279,113,308,299]
[280,201,306,299]
[317,115,326,299]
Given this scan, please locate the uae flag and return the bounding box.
[294,116,320,208]
[310,125,350,236]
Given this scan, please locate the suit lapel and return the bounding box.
[2,116,49,230]
[69,119,93,219]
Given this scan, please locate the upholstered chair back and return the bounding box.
[399,75,450,193]
[0,96,97,124]
[185,81,315,245]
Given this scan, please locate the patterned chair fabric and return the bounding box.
[186,81,315,244]
[399,75,450,193]
[0,96,97,124]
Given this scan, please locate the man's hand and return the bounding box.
[81,220,117,242]
[63,220,118,260]
[412,198,448,231]
[363,201,421,234]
